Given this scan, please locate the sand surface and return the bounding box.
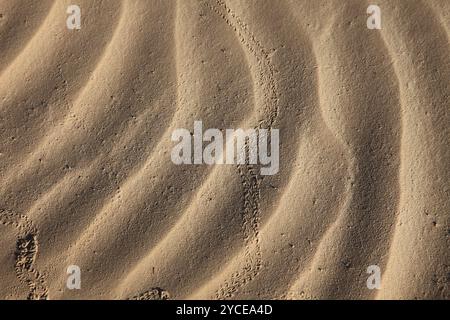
[0,0,449,300]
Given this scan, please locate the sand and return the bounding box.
[0,0,448,300]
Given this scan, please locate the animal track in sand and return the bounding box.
[0,209,48,300]
[130,287,170,300]
[204,0,280,299]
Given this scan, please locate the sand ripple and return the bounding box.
[0,0,448,299]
